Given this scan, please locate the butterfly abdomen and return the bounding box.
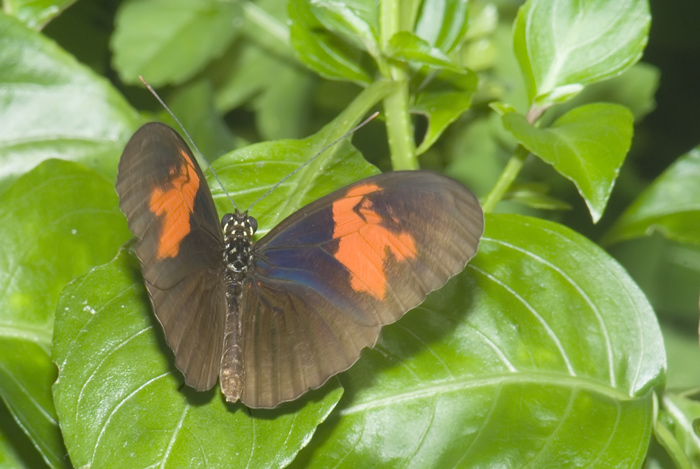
[220,211,257,402]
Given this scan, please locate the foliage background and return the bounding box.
[0,0,699,467]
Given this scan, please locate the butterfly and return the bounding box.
[115,122,484,408]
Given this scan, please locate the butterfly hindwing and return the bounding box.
[239,171,484,407]
[116,122,226,391]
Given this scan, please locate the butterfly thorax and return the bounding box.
[221,211,257,291]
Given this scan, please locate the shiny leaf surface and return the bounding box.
[111,0,242,86]
[0,12,140,193]
[603,148,700,246]
[0,160,130,467]
[503,103,633,222]
[294,213,665,467]
[513,0,650,107]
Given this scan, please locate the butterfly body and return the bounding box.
[116,122,484,408]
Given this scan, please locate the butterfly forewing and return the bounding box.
[116,122,226,391]
[239,172,484,407]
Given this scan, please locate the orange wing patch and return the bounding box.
[332,183,417,300]
[149,149,200,259]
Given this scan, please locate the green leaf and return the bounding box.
[166,79,236,161]
[209,0,300,115]
[255,72,316,140]
[463,2,497,42]
[513,0,651,107]
[662,324,700,389]
[209,43,316,141]
[0,401,47,468]
[294,213,665,467]
[446,114,512,196]
[607,235,700,323]
[52,96,384,467]
[502,103,634,222]
[3,0,75,29]
[655,392,700,468]
[0,159,131,468]
[505,182,573,210]
[210,42,280,112]
[0,12,140,193]
[386,31,464,72]
[309,0,379,59]
[602,148,700,246]
[413,0,469,53]
[111,0,242,86]
[413,70,477,154]
[551,62,660,123]
[210,81,389,234]
[52,248,343,468]
[289,0,373,85]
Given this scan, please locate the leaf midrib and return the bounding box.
[0,321,52,348]
[339,372,637,416]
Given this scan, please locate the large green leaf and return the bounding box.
[293,213,665,467]
[513,0,650,107]
[0,12,140,193]
[0,160,131,468]
[412,69,477,155]
[52,248,343,468]
[602,148,700,246]
[2,0,75,29]
[503,103,634,222]
[111,0,242,86]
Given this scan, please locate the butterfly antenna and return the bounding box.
[246,111,379,212]
[139,76,239,211]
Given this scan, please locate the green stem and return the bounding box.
[323,79,396,143]
[380,0,416,170]
[481,145,529,213]
[653,420,692,469]
[384,80,416,169]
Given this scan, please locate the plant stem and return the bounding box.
[384,80,417,169]
[481,145,529,213]
[380,0,417,170]
[324,79,396,143]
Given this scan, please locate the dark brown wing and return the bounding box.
[238,171,484,408]
[116,122,226,391]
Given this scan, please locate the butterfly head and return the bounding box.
[221,211,257,238]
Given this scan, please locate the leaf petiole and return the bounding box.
[481,144,529,213]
